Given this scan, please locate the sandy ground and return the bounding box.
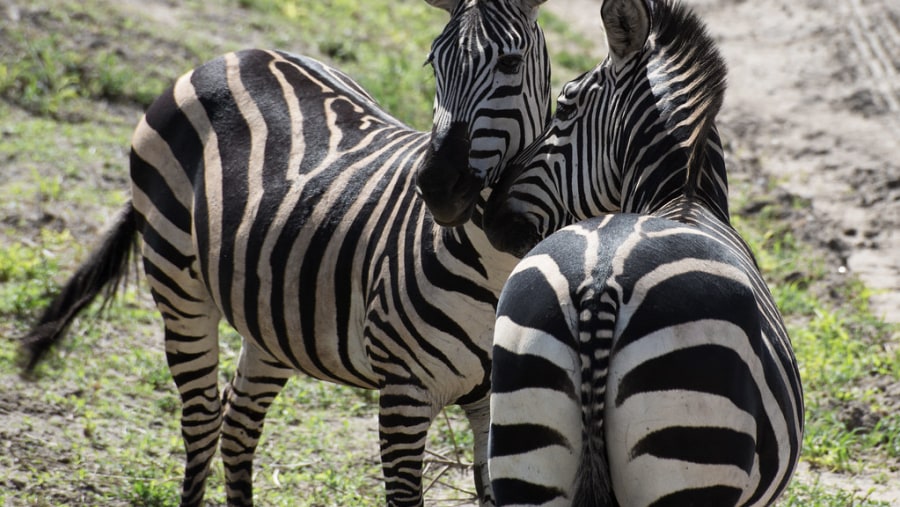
[545,0,900,503]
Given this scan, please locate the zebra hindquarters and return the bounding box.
[605,318,761,507]
[489,317,583,507]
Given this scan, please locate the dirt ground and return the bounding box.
[548,0,900,502]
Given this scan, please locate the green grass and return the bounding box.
[232,0,445,129]
[0,230,71,317]
[0,0,189,120]
[1,0,898,505]
[780,480,892,507]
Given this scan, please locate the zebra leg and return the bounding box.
[220,341,293,506]
[159,302,223,507]
[461,396,495,506]
[379,386,436,507]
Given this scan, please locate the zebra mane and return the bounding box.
[646,0,727,200]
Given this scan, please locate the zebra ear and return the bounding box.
[424,0,461,13]
[601,0,650,64]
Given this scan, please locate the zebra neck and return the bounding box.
[432,195,521,295]
[620,153,689,217]
[622,134,730,224]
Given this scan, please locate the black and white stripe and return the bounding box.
[484,1,803,505]
[21,1,551,505]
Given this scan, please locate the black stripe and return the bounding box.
[491,346,577,400]
[490,423,572,458]
[143,259,203,303]
[190,54,249,325]
[649,485,743,507]
[632,426,756,474]
[493,478,566,505]
[133,209,194,271]
[140,80,204,183]
[615,269,759,354]
[497,265,573,343]
[615,344,760,416]
[130,151,192,236]
[232,51,294,366]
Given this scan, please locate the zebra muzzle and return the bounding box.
[417,122,482,226]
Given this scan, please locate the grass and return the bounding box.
[0,0,183,120]
[0,0,898,505]
[780,480,892,507]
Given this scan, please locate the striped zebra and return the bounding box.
[481,0,803,505]
[20,1,551,505]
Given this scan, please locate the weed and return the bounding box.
[780,480,891,506]
[0,229,70,317]
[130,477,180,507]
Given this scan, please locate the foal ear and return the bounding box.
[424,0,461,13]
[601,0,650,64]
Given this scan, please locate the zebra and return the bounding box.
[481,0,804,505]
[19,1,552,505]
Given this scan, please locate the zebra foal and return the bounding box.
[482,0,803,505]
[20,1,551,505]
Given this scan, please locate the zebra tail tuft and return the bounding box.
[573,419,616,507]
[20,203,138,373]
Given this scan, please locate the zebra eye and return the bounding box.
[556,101,577,121]
[496,54,523,74]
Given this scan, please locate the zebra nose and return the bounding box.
[483,196,541,258]
[417,122,481,226]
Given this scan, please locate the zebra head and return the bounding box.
[484,0,728,257]
[416,0,552,227]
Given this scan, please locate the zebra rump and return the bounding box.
[491,213,796,506]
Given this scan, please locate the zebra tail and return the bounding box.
[572,344,616,505]
[20,202,138,372]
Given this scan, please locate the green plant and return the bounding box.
[130,477,180,507]
[780,480,891,507]
[0,229,71,317]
